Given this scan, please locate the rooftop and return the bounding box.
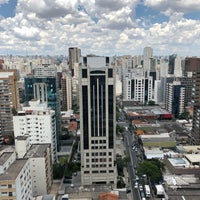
[185,154,200,164]
[0,152,13,165]
[0,159,28,180]
[24,144,50,158]
[0,71,14,78]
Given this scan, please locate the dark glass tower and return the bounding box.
[24,65,60,149]
[79,56,117,186]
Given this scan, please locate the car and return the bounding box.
[64,175,72,179]
[73,172,77,176]
[135,175,139,181]
[134,182,138,188]
[140,192,146,200]
[63,179,72,184]
[139,185,143,191]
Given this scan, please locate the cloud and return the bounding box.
[16,0,79,18]
[144,0,200,15]
[0,0,200,56]
[13,26,40,40]
[0,0,9,4]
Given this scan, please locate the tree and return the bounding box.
[148,100,155,106]
[116,124,125,136]
[178,111,189,119]
[137,160,163,184]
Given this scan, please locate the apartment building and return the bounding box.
[0,69,19,138]
[13,100,57,163]
[24,144,53,197]
[0,159,32,200]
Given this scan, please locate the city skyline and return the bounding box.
[0,0,200,56]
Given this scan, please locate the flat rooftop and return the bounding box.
[168,157,190,168]
[0,71,14,78]
[0,152,13,165]
[185,154,200,164]
[24,144,50,158]
[0,159,28,180]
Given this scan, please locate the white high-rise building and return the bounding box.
[13,100,57,163]
[123,72,153,103]
[174,56,183,77]
[154,80,162,104]
[143,47,153,76]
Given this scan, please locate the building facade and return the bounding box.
[79,56,117,186]
[24,144,53,197]
[24,65,60,149]
[123,72,153,103]
[68,47,81,76]
[191,72,200,144]
[166,81,185,118]
[0,159,32,200]
[13,100,57,163]
[61,72,72,111]
[0,69,19,139]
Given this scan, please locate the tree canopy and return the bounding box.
[137,159,164,184]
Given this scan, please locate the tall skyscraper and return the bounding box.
[61,71,72,111]
[168,54,177,75]
[0,69,19,140]
[191,72,200,144]
[68,47,81,76]
[143,46,153,77]
[79,56,117,186]
[166,81,185,118]
[24,64,60,149]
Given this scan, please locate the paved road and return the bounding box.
[124,131,141,200]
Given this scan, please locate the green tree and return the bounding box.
[137,160,163,184]
[53,163,64,179]
[178,111,189,119]
[148,100,155,106]
[116,124,125,136]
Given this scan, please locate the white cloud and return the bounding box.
[144,0,200,14]
[0,0,9,4]
[0,0,200,56]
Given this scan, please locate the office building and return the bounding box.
[0,69,19,139]
[79,56,117,186]
[13,100,57,163]
[168,54,177,75]
[24,65,60,149]
[0,159,32,200]
[68,47,81,76]
[143,46,153,77]
[166,81,185,118]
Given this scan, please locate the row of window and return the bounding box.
[84,170,114,174]
[86,152,112,156]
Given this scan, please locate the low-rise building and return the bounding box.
[0,159,32,200]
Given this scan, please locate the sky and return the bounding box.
[0,0,200,56]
